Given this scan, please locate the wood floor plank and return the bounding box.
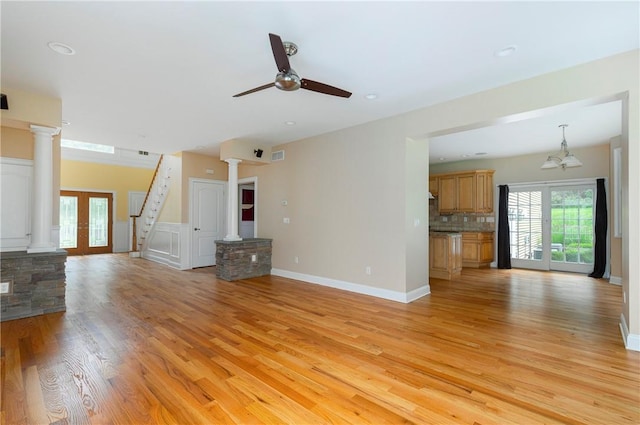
[2,254,639,424]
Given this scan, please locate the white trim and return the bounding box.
[238,176,258,238]
[143,222,190,270]
[0,157,34,166]
[271,268,430,303]
[609,275,622,285]
[619,313,640,351]
[62,146,160,169]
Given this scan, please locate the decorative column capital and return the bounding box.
[30,124,61,137]
[224,158,242,166]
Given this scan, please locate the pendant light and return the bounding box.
[541,124,582,170]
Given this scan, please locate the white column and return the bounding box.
[28,125,61,253]
[224,158,242,241]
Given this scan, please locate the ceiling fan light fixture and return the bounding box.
[275,70,301,91]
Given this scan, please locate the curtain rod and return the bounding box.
[498,177,607,188]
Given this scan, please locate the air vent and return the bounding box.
[271,150,285,161]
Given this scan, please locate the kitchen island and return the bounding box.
[429,231,462,280]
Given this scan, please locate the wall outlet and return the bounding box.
[463,216,468,222]
[281,200,288,206]
[414,218,420,227]
[365,266,372,275]
[442,216,448,222]
[205,169,214,175]
[251,254,257,263]
[486,216,495,223]
[0,281,12,295]
[283,217,290,224]
[624,291,627,304]
[294,256,299,264]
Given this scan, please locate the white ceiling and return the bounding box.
[2,2,638,160]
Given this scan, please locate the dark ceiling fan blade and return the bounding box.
[269,33,290,73]
[300,79,352,98]
[232,83,275,98]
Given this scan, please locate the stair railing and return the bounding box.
[130,154,164,253]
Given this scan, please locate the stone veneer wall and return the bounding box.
[215,238,272,281]
[0,249,67,321]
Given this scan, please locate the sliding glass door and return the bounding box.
[508,183,595,273]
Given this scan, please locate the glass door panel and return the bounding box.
[508,189,547,270]
[60,196,78,250]
[550,186,595,273]
[89,197,109,247]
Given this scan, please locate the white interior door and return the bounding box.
[191,179,225,268]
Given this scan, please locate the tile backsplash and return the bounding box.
[429,199,496,232]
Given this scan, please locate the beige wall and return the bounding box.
[0,87,62,129]
[220,139,271,165]
[0,127,34,159]
[242,50,638,339]
[241,119,410,292]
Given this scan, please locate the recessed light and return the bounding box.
[495,45,517,58]
[48,41,76,56]
[285,121,296,126]
[365,93,378,100]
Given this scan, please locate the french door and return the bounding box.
[508,183,596,273]
[60,191,113,255]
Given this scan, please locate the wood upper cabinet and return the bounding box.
[475,171,494,212]
[433,170,494,213]
[429,176,439,197]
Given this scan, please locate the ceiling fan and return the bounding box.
[233,33,352,99]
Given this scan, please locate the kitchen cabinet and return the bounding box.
[461,231,494,268]
[433,170,494,213]
[429,232,462,280]
[429,176,439,197]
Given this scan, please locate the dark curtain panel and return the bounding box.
[497,185,512,269]
[589,178,608,278]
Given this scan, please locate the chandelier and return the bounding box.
[541,124,582,169]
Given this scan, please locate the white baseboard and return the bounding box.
[271,268,430,304]
[619,313,640,351]
[609,275,622,285]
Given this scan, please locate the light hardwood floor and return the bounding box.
[1,254,639,424]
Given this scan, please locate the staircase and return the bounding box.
[130,155,171,256]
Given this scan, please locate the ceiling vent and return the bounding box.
[271,150,285,161]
